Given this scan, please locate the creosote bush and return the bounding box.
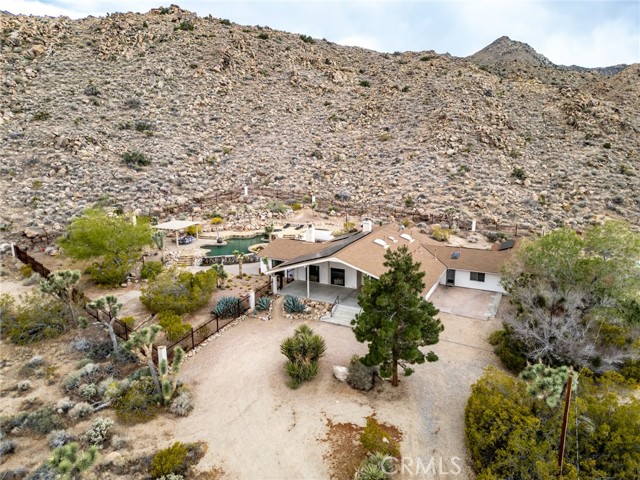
[141,267,217,315]
[150,441,188,478]
[122,150,151,169]
[157,312,191,342]
[114,376,160,424]
[360,417,401,459]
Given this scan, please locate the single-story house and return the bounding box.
[259,221,517,303]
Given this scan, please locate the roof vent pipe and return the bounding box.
[362,220,373,233]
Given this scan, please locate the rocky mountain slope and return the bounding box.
[1,6,638,242]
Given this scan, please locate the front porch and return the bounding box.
[280,280,360,308]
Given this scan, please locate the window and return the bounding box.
[470,272,485,282]
[330,268,345,286]
[309,265,320,282]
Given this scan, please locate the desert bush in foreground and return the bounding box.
[150,442,188,478]
[280,325,326,388]
[141,268,217,315]
[0,291,71,344]
[114,376,160,424]
[465,366,640,479]
[360,417,400,459]
[347,355,376,391]
[141,261,163,280]
[157,312,191,342]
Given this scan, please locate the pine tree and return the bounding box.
[352,245,443,386]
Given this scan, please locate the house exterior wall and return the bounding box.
[424,279,441,300]
[453,270,505,293]
[289,261,358,289]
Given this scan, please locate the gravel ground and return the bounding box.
[124,299,502,479]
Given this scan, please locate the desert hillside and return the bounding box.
[1,5,639,241]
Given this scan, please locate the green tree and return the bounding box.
[87,295,122,352]
[209,263,228,288]
[39,270,81,326]
[58,209,153,285]
[352,246,443,386]
[500,221,640,371]
[140,267,217,315]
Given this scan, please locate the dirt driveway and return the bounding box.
[127,298,501,479]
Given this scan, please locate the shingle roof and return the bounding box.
[422,243,515,274]
[258,237,327,261]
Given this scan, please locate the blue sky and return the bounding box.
[4,0,639,67]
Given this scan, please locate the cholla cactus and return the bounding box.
[159,347,185,404]
[49,442,98,479]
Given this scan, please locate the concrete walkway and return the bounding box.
[429,286,501,320]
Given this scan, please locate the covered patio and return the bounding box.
[280,280,360,308]
[154,220,203,246]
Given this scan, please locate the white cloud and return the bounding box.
[335,34,382,51]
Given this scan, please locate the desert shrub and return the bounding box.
[157,312,192,342]
[1,291,71,345]
[84,82,100,96]
[141,268,217,315]
[219,18,231,26]
[169,388,193,417]
[141,261,163,280]
[87,341,114,362]
[0,438,16,457]
[488,328,529,374]
[175,20,194,31]
[266,201,288,214]
[359,80,371,87]
[78,383,98,400]
[18,406,63,435]
[134,120,154,132]
[150,442,188,478]
[19,264,32,278]
[299,34,315,44]
[283,295,306,313]
[354,452,393,480]
[17,380,31,392]
[511,167,527,180]
[122,150,151,169]
[619,359,640,384]
[26,355,44,368]
[68,402,93,421]
[360,417,400,459]
[466,367,640,479]
[110,434,128,450]
[86,255,132,286]
[485,231,509,243]
[158,474,184,480]
[255,297,271,311]
[280,325,326,388]
[64,363,99,392]
[430,225,450,242]
[48,429,74,449]
[84,417,114,445]
[114,377,159,424]
[56,398,75,413]
[257,32,269,40]
[291,202,302,211]
[347,355,376,391]
[211,296,240,318]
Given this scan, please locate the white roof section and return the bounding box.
[154,220,201,231]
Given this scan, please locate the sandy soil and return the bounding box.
[124,298,501,479]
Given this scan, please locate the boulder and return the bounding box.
[333,365,348,383]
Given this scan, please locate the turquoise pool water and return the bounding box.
[201,234,265,256]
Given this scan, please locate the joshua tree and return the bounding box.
[49,442,98,480]
[159,346,185,404]
[233,249,247,278]
[39,270,81,326]
[123,325,163,397]
[88,295,122,352]
[263,223,274,241]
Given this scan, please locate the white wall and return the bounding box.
[453,270,505,293]
[424,279,440,300]
[329,261,358,288]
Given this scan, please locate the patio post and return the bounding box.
[249,290,255,310]
[271,275,278,294]
[306,266,310,298]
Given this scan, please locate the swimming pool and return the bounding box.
[201,234,266,257]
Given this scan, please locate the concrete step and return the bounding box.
[319,304,360,327]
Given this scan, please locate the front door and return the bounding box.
[446,269,456,286]
[309,265,320,282]
[330,268,345,286]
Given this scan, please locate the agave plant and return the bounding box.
[212,296,240,318]
[255,297,271,312]
[283,295,306,314]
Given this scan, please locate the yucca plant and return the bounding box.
[354,452,394,480]
[283,295,306,313]
[212,296,240,318]
[280,324,326,388]
[255,297,271,312]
